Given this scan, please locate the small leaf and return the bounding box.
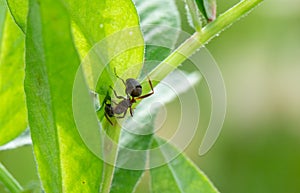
[25,0,102,192]
[133,0,181,77]
[195,0,217,22]
[204,0,217,21]
[185,0,203,31]
[0,6,27,146]
[150,136,219,193]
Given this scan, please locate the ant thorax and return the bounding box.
[113,98,131,114]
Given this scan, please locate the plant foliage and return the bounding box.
[0,0,263,192]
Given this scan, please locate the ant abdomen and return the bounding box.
[125,78,142,97]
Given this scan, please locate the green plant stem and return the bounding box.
[0,163,23,193]
[147,0,263,82]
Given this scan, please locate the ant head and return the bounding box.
[131,85,142,97]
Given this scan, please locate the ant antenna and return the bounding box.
[114,67,126,85]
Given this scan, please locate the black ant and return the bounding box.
[104,68,154,125]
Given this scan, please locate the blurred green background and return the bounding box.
[1,0,300,193]
[186,0,300,193]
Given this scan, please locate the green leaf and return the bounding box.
[203,0,217,21]
[195,0,217,22]
[109,132,154,193]
[110,0,182,186]
[0,2,5,41]
[0,6,27,145]
[64,0,144,92]
[0,162,23,193]
[111,70,201,192]
[62,1,145,192]
[24,0,144,192]
[6,0,28,33]
[186,0,203,31]
[133,0,181,77]
[150,137,219,193]
[194,0,207,20]
[25,0,102,192]
[4,0,145,108]
[5,0,145,105]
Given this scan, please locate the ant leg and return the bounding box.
[129,106,134,117]
[109,86,126,100]
[105,113,114,125]
[114,67,126,86]
[135,77,154,100]
[111,100,118,105]
[116,109,127,118]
